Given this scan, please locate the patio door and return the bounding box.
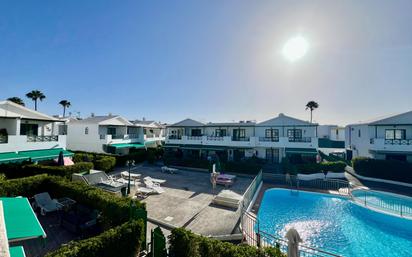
[265,148,279,163]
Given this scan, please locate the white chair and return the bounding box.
[144,176,166,184]
[144,180,165,194]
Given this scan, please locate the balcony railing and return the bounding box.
[128,134,139,139]
[259,136,279,142]
[27,135,58,142]
[168,135,182,140]
[370,138,412,145]
[206,136,224,141]
[232,137,250,142]
[187,136,202,140]
[288,137,311,143]
[0,135,7,144]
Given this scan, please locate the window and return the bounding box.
[358,129,361,137]
[265,129,279,138]
[287,129,302,139]
[215,129,227,137]
[85,127,89,135]
[107,127,116,135]
[233,129,246,139]
[191,129,202,136]
[385,129,406,140]
[20,123,38,136]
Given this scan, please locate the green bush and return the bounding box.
[73,153,94,163]
[0,175,146,227]
[169,228,285,257]
[282,160,346,174]
[0,162,93,179]
[94,156,116,172]
[352,157,412,183]
[45,219,145,257]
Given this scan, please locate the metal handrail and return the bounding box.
[242,210,341,257]
[351,189,412,218]
[259,136,279,142]
[232,136,250,141]
[27,135,58,142]
[288,137,312,142]
[241,170,263,210]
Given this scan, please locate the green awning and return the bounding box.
[109,143,146,149]
[19,148,74,162]
[285,148,318,155]
[1,197,46,242]
[0,152,29,164]
[9,246,26,257]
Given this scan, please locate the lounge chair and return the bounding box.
[161,166,178,174]
[144,176,166,184]
[33,192,62,215]
[121,171,141,180]
[144,180,165,194]
[216,174,237,187]
[116,177,140,187]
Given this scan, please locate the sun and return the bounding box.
[282,36,309,62]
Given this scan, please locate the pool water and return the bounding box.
[258,189,412,257]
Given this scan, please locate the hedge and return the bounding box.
[0,162,93,179]
[0,175,146,228]
[0,175,147,257]
[45,219,145,257]
[352,157,412,183]
[168,228,285,257]
[282,161,347,174]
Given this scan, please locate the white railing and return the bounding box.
[206,136,224,141]
[242,211,341,257]
[263,173,351,196]
[241,170,263,211]
[27,135,59,142]
[351,189,412,219]
[187,136,202,140]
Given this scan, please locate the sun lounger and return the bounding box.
[144,176,166,184]
[33,192,63,215]
[161,166,178,174]
[144,180,165,194]
[121,171,141,180]
[116,177,140,186]
[216,174,237,187]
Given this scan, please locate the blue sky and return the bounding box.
[1,0,411,125]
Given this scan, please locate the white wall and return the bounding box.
[67,124,106,153]
[345,124,372,158]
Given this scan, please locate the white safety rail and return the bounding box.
[0,201,11,257]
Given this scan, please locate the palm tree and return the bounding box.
[59,100,71,117]
[305,101,319,123]
[7,97,25,106]
[25,90,45,111]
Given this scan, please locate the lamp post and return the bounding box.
[126,160,135,194]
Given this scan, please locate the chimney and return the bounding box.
[108,113,113,117]
[91,112,95,117]
[142,117,146,121]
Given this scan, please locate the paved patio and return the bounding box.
[112,164,254,236]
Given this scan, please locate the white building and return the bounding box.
[66,115,164,154]
[318,125,345,141]
[345,111,412,162]
[0,100,70,164]
[165,113,319,163]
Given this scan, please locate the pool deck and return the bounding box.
[111,164,253,236]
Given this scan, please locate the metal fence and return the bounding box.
[263,173,351,196]
[351,189,412,219]
[241,170,263,211]
[242,211,341,257]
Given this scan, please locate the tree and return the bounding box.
[59,100,71,117]
[25,90,45,111]
[7,97,25,106]
[305,101,319,123]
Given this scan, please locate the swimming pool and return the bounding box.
[257,189,412,257]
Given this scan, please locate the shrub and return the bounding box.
[169,228,285,257]
[0,162,94,179]
[45,219,145,257]
[282,160,346,174]
[73,153,94,163]
[352,157,412,183]
[94,156,116,172]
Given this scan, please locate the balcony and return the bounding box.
[232,137,250,142]
[187,136,202,140]
[259,137,279,142]
[288,137,311,143]
[101,134,142,144]
[206,136,224,141]
[370,138,412,152]
[168,135,182,140]
[27,135,59,142]
[0,135,66,153]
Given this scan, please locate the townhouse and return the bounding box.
[0,100,71,164]
[165,113,319,164]
[66,115,164,154]
[345,110,412,162]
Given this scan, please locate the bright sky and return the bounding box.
[1,0,411,125]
